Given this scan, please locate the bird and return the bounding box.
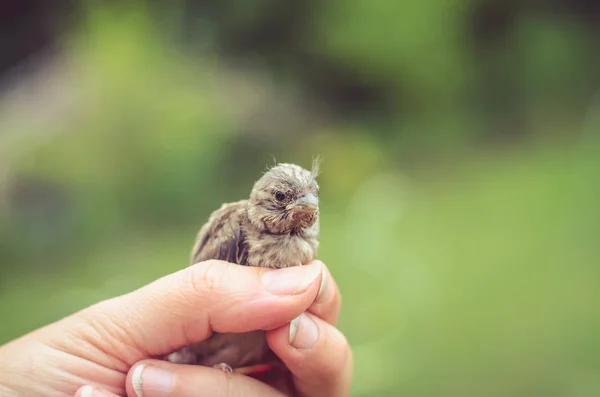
[165,161,321,377]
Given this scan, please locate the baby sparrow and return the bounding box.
[166,161,321,376]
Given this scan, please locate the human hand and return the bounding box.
[0,260,352,397]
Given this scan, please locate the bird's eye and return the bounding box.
[274,191,286,202]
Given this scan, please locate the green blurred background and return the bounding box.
[1,1,600,395]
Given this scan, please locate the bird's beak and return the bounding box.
[286,192,319,213]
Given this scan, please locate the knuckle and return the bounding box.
[319,328,351,378]
[186,260,226,302]
[330,289,343,319]
[316,357,341,380]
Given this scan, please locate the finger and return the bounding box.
[307,262,341,325]
[267,312,352,397]
[125,360,287,397]
[75,385,121,397]
[59,260,324,370]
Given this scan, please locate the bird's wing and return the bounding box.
[190,200,249,266]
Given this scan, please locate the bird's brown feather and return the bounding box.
[190,200,249,266]
[172,200,271,369]
[166,163,320,372]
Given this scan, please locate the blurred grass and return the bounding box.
[1,2,600,396]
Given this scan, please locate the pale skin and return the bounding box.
[0,259,351,397]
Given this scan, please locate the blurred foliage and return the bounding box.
[1,1,600,396]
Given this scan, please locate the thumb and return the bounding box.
[53,260,324,370]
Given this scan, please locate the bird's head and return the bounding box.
[248,162,320,234]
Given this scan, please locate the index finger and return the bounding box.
[125,360,287,397]
[267,313,353,397]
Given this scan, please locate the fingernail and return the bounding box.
[317,265,327,299]
[132,365,174,397]
[289,315,301,343]
[80,386,94,397]
[289,313,319,349]
[262,262,322,295]
[79,386,111,397]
